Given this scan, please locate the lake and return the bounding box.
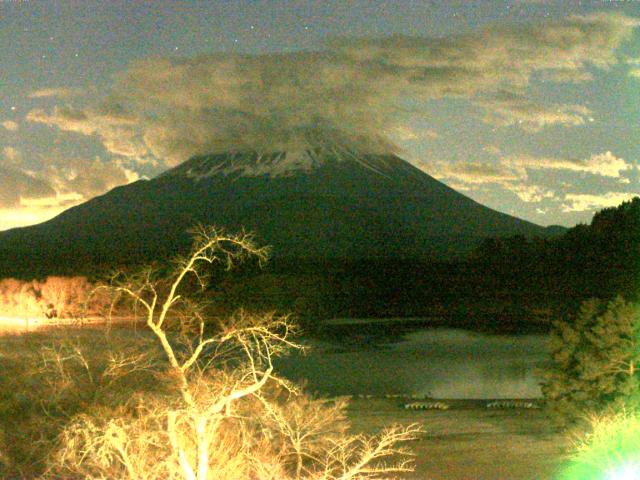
[0,316,550,399]
[276,319,549,399]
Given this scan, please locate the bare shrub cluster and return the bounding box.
[0,276,107,318]
[0,328,163,477]
[43,226,421,480]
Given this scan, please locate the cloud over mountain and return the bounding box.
[26,13,638,168]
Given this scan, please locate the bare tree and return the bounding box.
[49,225,421,480]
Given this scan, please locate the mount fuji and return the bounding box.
[0,145,560,276]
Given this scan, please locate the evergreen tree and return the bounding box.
[541,296,640,425]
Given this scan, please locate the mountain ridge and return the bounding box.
[0,149,564,277]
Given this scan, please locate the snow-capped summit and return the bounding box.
[163,143,400,181]
[165,150,326,179]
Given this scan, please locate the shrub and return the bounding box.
[0,328,164,477]
[0,276,105,318]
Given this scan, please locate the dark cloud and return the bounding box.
[41,157,141,200]
[27,106,147,160]
[0,156,139,231]
[0,167,56,208]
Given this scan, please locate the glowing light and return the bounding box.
[557,412,640,480]
[606,462,640,480]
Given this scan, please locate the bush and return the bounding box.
[541,296,640,426]
[0,328,164,477]
[0,276,106,318]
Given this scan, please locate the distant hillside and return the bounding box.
[0,146,562,277]
[471,197,640,304]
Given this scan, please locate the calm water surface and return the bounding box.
[276,321,549,399]
[0,316,549,399]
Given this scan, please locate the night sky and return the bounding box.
[1,0,639,231]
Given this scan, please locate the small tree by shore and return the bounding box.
[48,225,421,480]
[541,296,640,427]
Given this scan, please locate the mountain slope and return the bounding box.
[0,148,561,276]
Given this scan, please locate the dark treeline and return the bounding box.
[1,198,638,333]
[472,197,640,304]
[215,198,640,332]
[213,256,554,333]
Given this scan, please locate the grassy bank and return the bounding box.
[346,397,567,480]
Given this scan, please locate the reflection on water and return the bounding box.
[0,316,47,335]
[276,326,549,399]
[0,315,549,399]
[0,316,143,336]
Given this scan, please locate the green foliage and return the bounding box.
[558,410,640,480]
[541,296,640,426]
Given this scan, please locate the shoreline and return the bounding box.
[0,315,141,329]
